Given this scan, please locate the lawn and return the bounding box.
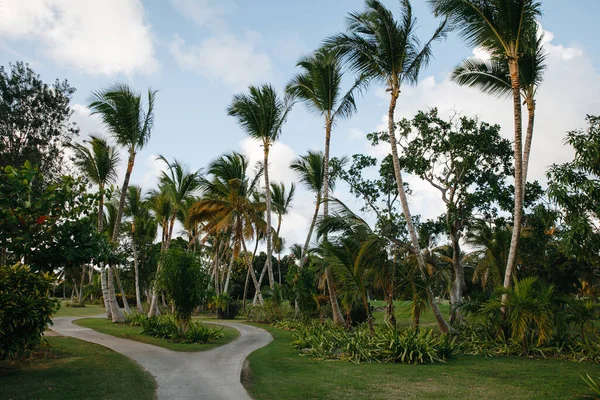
[370,300,450,327]
[244,325,600,400]
[53,300,106,318]
[0,337,155,400]
[74,318,239,352]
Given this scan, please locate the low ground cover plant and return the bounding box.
[126,312,223,344]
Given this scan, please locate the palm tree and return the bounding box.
[188,152,265,299]
[465,221,512,290]
[124,185,156,312]
[286,48,364,219]
[451,33,546,193]
[429,0,542,294]
[227,84,293,290]
[325,0,451,333]
[68,135,119,317]
[271,182,295,284]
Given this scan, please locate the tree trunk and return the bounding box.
[112,149,135,243]
[100,264,111,318]
[113,265,131,314]
[276,216,282,285]
[97,183,105,233]
[242,238,263,305]
[132,240,143,312]
[301,194,321,263]
[503,59,524,293]
[254,263,267,304]
[148,221,168,318]
[78,264,86,304]
[107,265,125,322]
[449,227,465,324]
[522,95,536,198]
[263,145,275,289]
[323,117,332,218]
[387,87,452,334]
[326,266,345,326]
[223,251,235,294]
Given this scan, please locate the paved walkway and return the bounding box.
[51,317,272,400]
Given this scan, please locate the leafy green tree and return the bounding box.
[228,84,293,291]
[429,0,543,292]
[325,0,451,333]
[0,62,78,184]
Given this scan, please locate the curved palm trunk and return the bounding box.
[503,59,524,292]
[244,235,261,312]
[263,145,275,289]
[113,265,131,314]
[449,228,465,324]
[301,193,321,263]
[148,220,168,318]
[112,148,135,243]
[522,96,536,196]
[100,265,111,318]
[242,238,263,305]
[387,88,452,334]
[326,266,345,326]
[107,265,125,322]
[132,240,143,312]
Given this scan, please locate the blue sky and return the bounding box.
[1,0,599,247]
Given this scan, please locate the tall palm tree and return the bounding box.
[290,150,345,325]
[429,0,542,293]
[325,0,451,333]
[465,220,512,290]
[271,182,296,283]
[68,135,119,317]
[286,48,364,218]
[451,33,546,193]
[188,152,265,299]
[148,157,201,316]
[227,84,293,290]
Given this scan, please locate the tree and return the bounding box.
[465,220,512,290]
[326,0,451,333]
[395,109,513,321]
[89,83,156,322]
[429,0,543,294]
[451,33,546,193]
[0,62,78,184]
[227,84,293,290]
[271,182,296,283]
[286,48,364,219]
[291,151,346,325]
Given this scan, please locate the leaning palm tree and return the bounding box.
[271,182,295,283]
[451,33,546,193]
[325,0,451,333]
[286,48,364,218]
[68,135,119,318]
[429,0,542,294]
[290,150,345,325]
[227,84,293,290]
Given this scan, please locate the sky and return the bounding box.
[1,0,599,249]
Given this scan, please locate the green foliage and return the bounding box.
[0,264,59,360]
[582,374,600,399]
[139,314,222,344]
[157,248,209,326]
[247,301,291,324]
[291,322,455,364]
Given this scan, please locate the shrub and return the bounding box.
[0,264,60,360]
[157,248,209,326]
[247,300,291,324]
[125,311,148,327]
[140,314,223,344]
[210,293,240,319]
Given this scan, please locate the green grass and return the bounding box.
[0,337,156,400]
[74,318,239,352]
[245,325,600,400]
[370,300,450,327]
[53,300,106,317]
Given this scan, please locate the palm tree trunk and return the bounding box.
[326,266,345,326]
[503,59,524,292]
[100,264,111,318]
[276,217,282,285]
[522,96,536,197]
[323,118,332,218]
[387,87,452,334]
[78,264,86,305]
[449,227,465,324]
[107,265,125,322]
[223,251,235,294]
[263,145,275,289]
[148,230,167,318]
[113,265,131,314]
[242,238,263,305]
[112,148,135,243]
[97,183,105,233]
[254,263,267,303]
[301,194,321,263]
[132,240,143,312]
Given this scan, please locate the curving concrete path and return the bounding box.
[51,317,272,399]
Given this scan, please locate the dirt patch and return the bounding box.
[240,358,252,389]
[43,330,62,337]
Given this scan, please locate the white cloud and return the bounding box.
[170,32,273,91]
[70,104,105,138]
[0,0,157,75]
[169,0,234,30]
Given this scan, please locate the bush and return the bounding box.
[125,311,147,326]
[0,264,60,360]
[140,314,223,344]
[209,293,240,319]
[247,301,291,324]
[291,322,455,364]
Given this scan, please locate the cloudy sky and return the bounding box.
[1,0,599,249]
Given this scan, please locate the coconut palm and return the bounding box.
[465,221,512,290]
[271,182,295,262]
[227,84,293,290]
[325,0,451,333]
[188,152,265,299]
[451,33,546,192]
[429,0,542,293]
[68,135,119,317]
[291,150,347,324]
[286,48,364,219]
